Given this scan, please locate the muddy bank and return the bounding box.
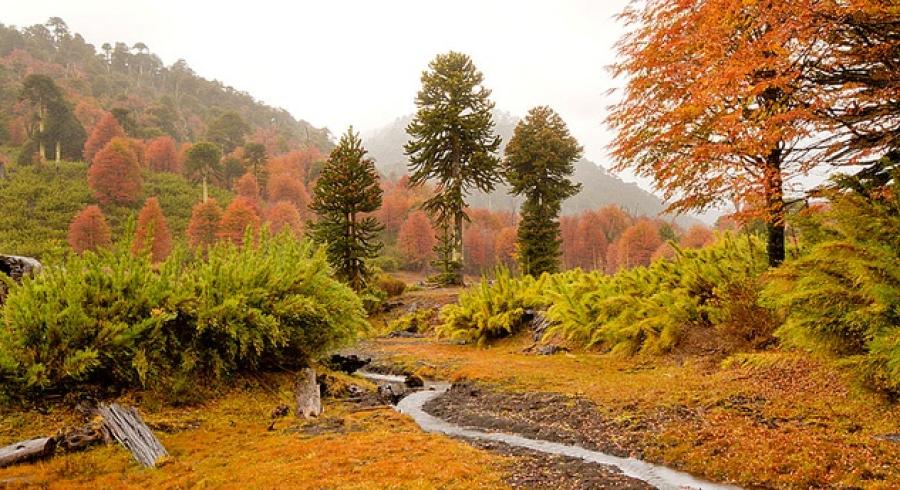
[424,381,697,464]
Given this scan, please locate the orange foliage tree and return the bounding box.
[132,197,172,263]
[218,196,261,245]
[87,137,141,205]
[267,173,310,212]
[266,201,303,236]
[681,225,715,249]
[609,0,840,266]
[187,198,223,249]
[67,205,111,254]
[608,220,663,272]
[83,112,124,162]
[145,135,179,173]
[396,211,435,271]
[235,172,261,203]
[494,226,518,269]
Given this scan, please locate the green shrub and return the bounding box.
[437,268,550,346]
[375,274,407,297]
[545,235,769,354]
[764,158,900,394]
[0,233,366,399]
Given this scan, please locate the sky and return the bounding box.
[4,1,633,175]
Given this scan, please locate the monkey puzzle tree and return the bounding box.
[404,51,502,285]
[19,74,85,166]
[185,141,222,202]
[503,106,582,276]
[310,127,383,291]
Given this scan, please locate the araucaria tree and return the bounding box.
[185,141,222,202]
[608,0,840,267]
[310,127,383,291]
[19,74,86,165]
[503,106,582,276]
[405,51,502,285]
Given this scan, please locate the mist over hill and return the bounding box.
[363,111,701,226]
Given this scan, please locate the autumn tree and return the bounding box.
[405,51,502,285]
[266,201,303,236]
[267,173,310,210]
[235,172,261,203]
[681,225,715,249]
[87,137,142,205]
[504,106,582,275]
[310,128,383,291]
[494,226,518,269]
[609,0,838,267]
[185,141,222,202]
[396,211,435,271]
[132,197,172,263]
[83,112,125,163]
[187,198,223,249]
[573,211,610,270]
[67,205,111,254]
[218,196,260,246]
[243,142,268,182]
[145,135,179,173]
[609,220,663,272]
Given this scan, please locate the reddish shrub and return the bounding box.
[67,205,112,254]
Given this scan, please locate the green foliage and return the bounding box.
[545,235,769,355]
[404,51,502,285]
[0,233,366,399]
[438,269,550,346]
[375,274,406,298]
[765,157,900,394]
[503,106,582,276]
[390,308,438,335]
[19,74,85,163]
[206,111,250,154]
[310,128,383,291]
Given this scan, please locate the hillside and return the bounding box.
[363,111,699,226]
[0,18,331,157]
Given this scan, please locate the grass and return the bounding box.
[0,373,509,489]
[365,334,900,489]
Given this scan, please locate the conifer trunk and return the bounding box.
[764,148,786,267]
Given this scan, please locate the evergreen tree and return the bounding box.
[404,51,502,285]
[19,74,85,166]
[503,106,582,275]
[184,141,222,202]
[310,127,383,291]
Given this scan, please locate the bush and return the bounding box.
[0,233,366,399]
[438,268,550,346]
[764,158,900,394]
[375,274,406,297]
[545,235,769,355]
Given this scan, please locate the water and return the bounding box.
[359,372,740,490]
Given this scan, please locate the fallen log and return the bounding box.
[295,368,323,418]
[0,437,55,468]
[97,403,168,468]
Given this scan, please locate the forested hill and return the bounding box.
[364,111,700,226]
[0,17,331,154]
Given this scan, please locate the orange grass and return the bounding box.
[368,335,900,489]
[0,376,509,489]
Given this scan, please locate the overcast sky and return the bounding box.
[6,1,634,174]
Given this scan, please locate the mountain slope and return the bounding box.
[363,111,699,225]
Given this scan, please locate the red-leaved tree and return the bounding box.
[608,220,663,272]
[396,211,435,271]
[67,205,111,254]
[83,112,125,162]
[87,137,142,205]
[235,172,261,203]
[146,135,180,173]
[265,201,303,236]
[267,173,310,212]
[218,196,260,245]
[132,197,172,263]
[187,198,223,249]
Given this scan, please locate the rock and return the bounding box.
[295,368,323,418]
[875,433,900,443]
[537,344,566,356]
[270,405,290,419]
[0,255,42,305]
[325,354,371,374]
[404,375,425,388]
[529,310,552,342]
[377,382,408,405]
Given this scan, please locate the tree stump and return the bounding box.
[295,368,323,418]
[0,437,55,468]
[97,404,168,468]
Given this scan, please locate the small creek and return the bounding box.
[359,372,740,490]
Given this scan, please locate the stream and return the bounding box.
[359,372,740,490]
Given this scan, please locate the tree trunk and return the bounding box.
[0,437,55,468]
[38,103,46,161]
[55,141,61,167]
[295,368,323,418]
[453,210,464,285]
[97,404,168,468]
[202,176,208,203]
[763,148,786,267]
